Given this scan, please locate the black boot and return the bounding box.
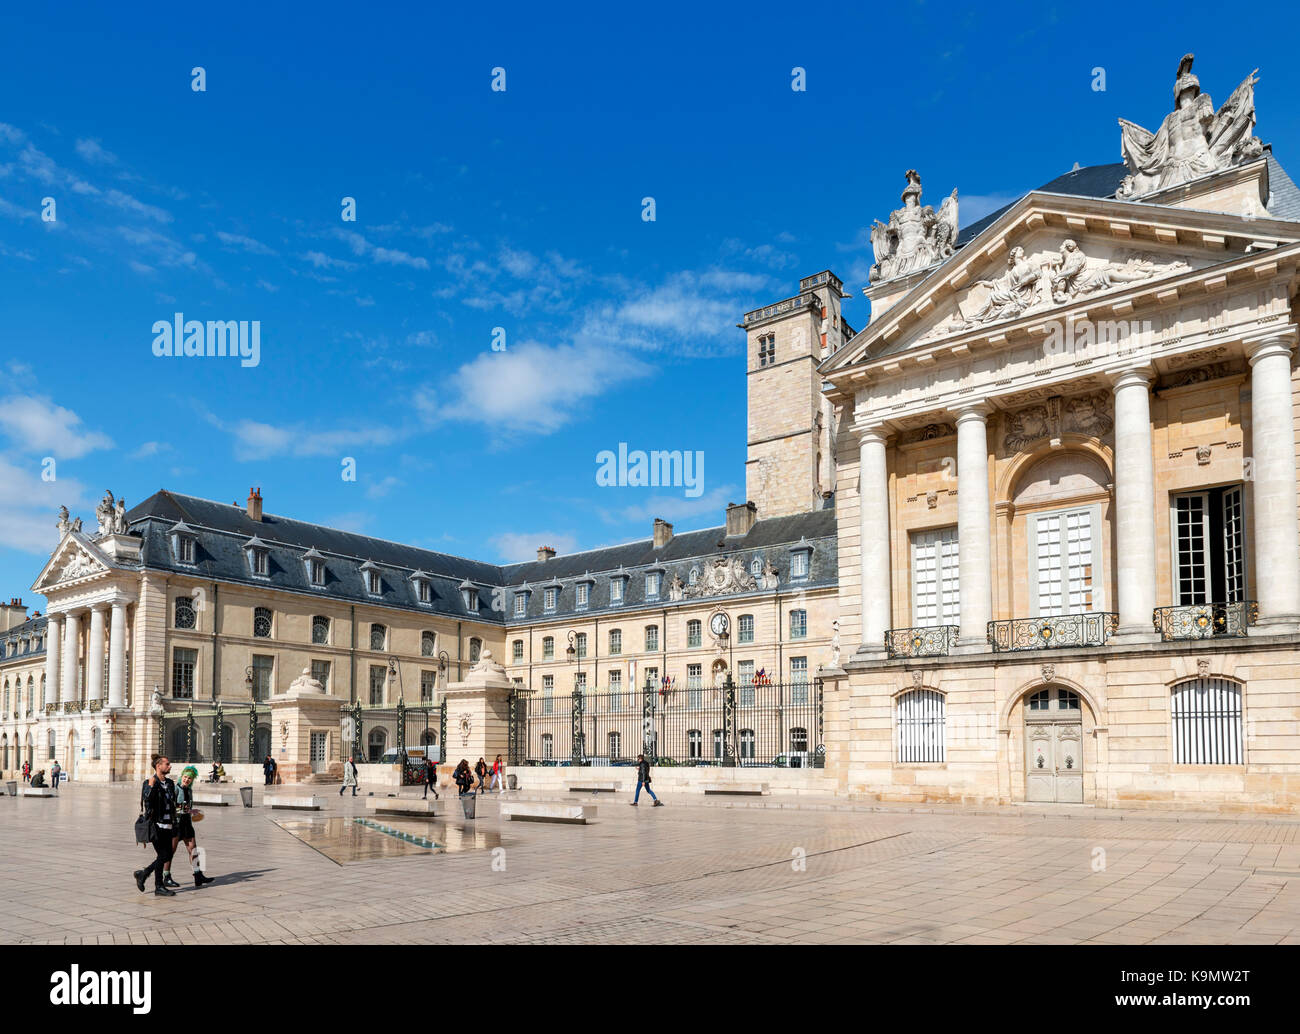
[154,885,176,897]
[163,873,180,888]
[133,869,147,893]
[194,870,214,887]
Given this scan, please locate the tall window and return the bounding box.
[421,631,437,657]
[576,583,589,609]
[789,609,807,639]
[541,733,553,760]
[646,572,662,599]
[688,730,703,759]
[790,550,810,579]
[739,729,755,759]
[178,536,196,564]
[253,607,272,638]
[1032,507,1098,615]
[687,620,702,648]
[311,615,330,645]
[544,587,558,611]
[172,647,197,698]
[311,659,331,692]
[1171,678,1243,764]
[309,558,326,586]
[542,674,554,715]
[370,624,386,651]
[737,661,755,705]
[250,548,269,577]
[758,334,775,366]
[367,570,382,595]
[251,654,274,701]
[514,593,527,617]
[610,579,624,605]
[608,731,622,760]
[608,628,622,655]
[912,527,959,624]
[575,633,587,660]
[609,669,622,708]
[512,639,524,662]
[575,671,587,693]
[790,657,808,703]
[713,729,724,759]
[417,580,432,604]
[897,689,945,763]
[174,596,196,630]
[738,614,754,644]
[543,636,554,660]
[1172,487,1245,605]
[369,664,386,706]
[645,625,659,652]
[420,670,436,703]
[687,664,702,709]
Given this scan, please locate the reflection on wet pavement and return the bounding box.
[271,816,503,864]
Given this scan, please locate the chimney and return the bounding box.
[0,597,29,633]
[725,501,757,537]
[537,545,556,562]
[247,487,263,522]
[653,518,674,549]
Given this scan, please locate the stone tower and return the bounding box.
[740,270,855,518]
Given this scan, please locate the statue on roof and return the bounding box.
[56,506,70,534]
[869,170,959,284]
[1117,54,1264,199]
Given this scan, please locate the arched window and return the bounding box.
[469,637,482,663]
[420,729,438,747]
[367,728,387,763]
[311,615,330,645]
[541,733,553,760]
[26,676,33,715]
[897,689,945,763]
[687,729,702,759]
[421,631,437,657]
[174,596,196,629]
[3,680,8,714]
[253,607,272,638]
[39,674,46,710]
[91,726,101,760]
[1172,677,1243,765]
[370,624,387,651]
[750,556,762,577]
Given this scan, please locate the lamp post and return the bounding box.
[436,650,450,692]
[244,665,256,702]
[566,631,584,764]
[386,656,404,704]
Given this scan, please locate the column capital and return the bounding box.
[1245,330,1297,367]
[953,401,992,422]
[852,422,889,447]
[1108,365,1155,391]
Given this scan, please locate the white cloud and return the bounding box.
[75,138,119,165]
[104,188,171,223]
[0,457,89,554]
[202,411,409,461]
[301,250,357,271]
[365,475,402,499]
[490,531,579,563]
[217,231,277,256]
[0,395,113,458]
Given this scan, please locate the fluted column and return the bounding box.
[1111,367,1158,640]
[857,424,891,655]
[1247,334,1300,629]
[108,602,127,708]
[44,613,63,710]
[61,612,80,703]
[955,404,993,646]
[87,606,106,703]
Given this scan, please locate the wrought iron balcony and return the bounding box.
[987,612,1118,653]
[1152,600,1258,642]
[885,624,960,659]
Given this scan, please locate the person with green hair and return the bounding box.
[174,765,214,888]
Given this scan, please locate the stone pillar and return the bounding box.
[1247,334,1300,629]
[87,606,106,703]
[955,404,993,647]
[61,612,80,703]
[45,613,63,710]
[857,425,891,655]
[108,602,127,708]
[1111,367,1158,640]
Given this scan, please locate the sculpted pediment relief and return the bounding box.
[36,538,109,590]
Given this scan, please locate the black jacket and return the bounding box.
[637,759,652,783]
[424,761,437,783]
[141,778,178,825]
[263,758,276,775]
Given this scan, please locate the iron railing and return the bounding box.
[1152,601,1258,642]
[158,702,271,764]
[885,624,960,659]
[341,701,446,779]
[511,678,825,768]
[987,612,1118,653]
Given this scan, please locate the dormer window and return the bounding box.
[513,585,531,617]
[360,561,382,597]
[303,548,327,588]
[543,586,558,612]
[459,578,478,612]
[170,522,198,566]
[645,570,662,600]
[610,572,627,605]
[410,570,433,606]
[789,541,813,581]
[576,578,592,610]
[750,556,763,577]
[244,536,270,578]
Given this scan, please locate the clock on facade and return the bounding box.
[709,613,729,638]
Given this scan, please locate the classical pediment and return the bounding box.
[32,533,113,592]
[824,191,1300,378]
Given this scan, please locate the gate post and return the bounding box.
[722,674,737,767]
[214,703,224,764]
[438,699,447,759]
[184,706,196,762]
[570,689,584,765]
[351,701,363,761]
[642,675,656,762]
[507,690,521,766]
[247,703,257,763]
[396,697,406,754]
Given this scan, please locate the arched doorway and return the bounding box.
[368,728,387,763]
[1023,686,1085,803]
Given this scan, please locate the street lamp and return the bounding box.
[244,666,255,701]
[386,655,404,703]
[436,649,450,690]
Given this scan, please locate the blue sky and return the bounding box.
[2,0,1298,604]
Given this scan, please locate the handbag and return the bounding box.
[134,813,155,844]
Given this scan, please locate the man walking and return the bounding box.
[630,753,663,807]
[134,754,179,896]
[340,755,359,797]
[50,760,61,792]
[422,755,439,800]
[263,754,277,786]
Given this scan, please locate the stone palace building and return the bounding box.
[2,53,1299,811]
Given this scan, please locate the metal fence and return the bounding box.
[341,700,447,779]
[510,678,824,768]
[158,703,271,764]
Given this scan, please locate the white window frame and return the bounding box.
[1027,503,1104,617]
[911,526,960,626]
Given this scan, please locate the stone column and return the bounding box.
[108,602,127,708]
[87,606,106,703]
[955,404,993,647]
[1111,367,1158,640]
[1247,334,1300,629]
[45,613,63,710]
[61,612,80,703]
[857,425,891,655]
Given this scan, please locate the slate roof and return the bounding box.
[123,491,838,626]
[1,614,48,660]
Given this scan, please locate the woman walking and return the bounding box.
[174,766,214,888]
[340,755,359,797]
[474,757,488,792]
[489,754,505,793]
[454,759,474,795]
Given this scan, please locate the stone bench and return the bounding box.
[21,787,56,798]
[699,783,770,796]
[367,797,438,817]
[566,781,621,793]
[192,791,238,806]
[500,801,596,824]
[266,796,324,811]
